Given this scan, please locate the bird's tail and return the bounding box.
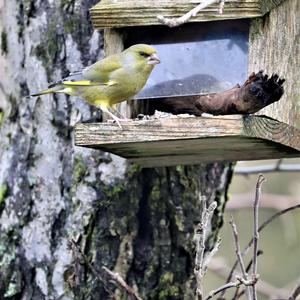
[27,83,64,98]
[29,88,55,97]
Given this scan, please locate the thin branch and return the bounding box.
[206,280,242,300]
[252,174,265,300]
[203,238,221,274]
[234,162,300,175]
[157,0,220,27]
[223,203,300,297]
[289,281,300,300]
[194,196,218,300]
[229,217,251,300]
[245,250,263,274]
[232,250,264,300]
[229,217,248,279]
[68,239,115,298]
[205,275,258,300]
[196,201,218,271]
[102,267,143,300]
[209,258,289,299]
[218,0,225,13]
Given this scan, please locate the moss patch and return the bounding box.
[0,110,4,127]
[34,20,65,79]
[158,272,180,300]
[0,230,22,298]
[0,184,8,210]
[73,154,88,185]
[249,18,264,42]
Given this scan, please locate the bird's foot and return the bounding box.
[107,116,127,129]
[100,107,128,129]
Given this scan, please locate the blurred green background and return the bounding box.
[204,158,300,299]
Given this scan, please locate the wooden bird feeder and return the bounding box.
[74,0,300,167]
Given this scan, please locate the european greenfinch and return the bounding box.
[29,44,160,127]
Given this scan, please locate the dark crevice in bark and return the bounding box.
[51,209,67,251]
[7,131,33,219]
[135,169,154,248]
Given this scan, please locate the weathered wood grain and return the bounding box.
[249,0,300,127]
[103,29,124,55]
[74,115,300,167]
[90,0,267,28]
[259,0,286,15]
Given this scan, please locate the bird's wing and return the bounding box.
[47,72,101,88]
[48,54,122,88]
[82,54,123,84]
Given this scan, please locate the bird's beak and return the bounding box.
[147,53,160,65]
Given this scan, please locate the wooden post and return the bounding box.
[249,0,300,127]
[103,28,132,118]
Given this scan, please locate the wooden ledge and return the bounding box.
[90,0,285,29]
[74,115,300,167]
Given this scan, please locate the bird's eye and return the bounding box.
[139,51,149,57]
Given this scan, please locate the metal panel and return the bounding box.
[123,19,250,99]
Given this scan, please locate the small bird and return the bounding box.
[29,44,160,127]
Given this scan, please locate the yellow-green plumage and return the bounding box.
[30,44,160,126]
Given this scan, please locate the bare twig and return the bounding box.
[209,258,289,299]
[232,250,265,300]
[68,239,115,298]
[205,275,258,300]
[102,266,143,300]
[223,203,300,298]
[229,217,248,279]
[252,174,265,300]
[203,238,221,274]
[289,281,300,300]
[194,196,218,300]
[157,0,220,27]
[229,217,251,300]
[218,0,225,13]
[231,250,263,300]
[244,250,263,275]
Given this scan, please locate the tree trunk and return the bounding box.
[0,1,233,299]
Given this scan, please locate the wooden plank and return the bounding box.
[90,0,286,28]
[259,0,286,15]
[104,29,124,56]
[90,0,262,28]
[92,13,260,28]
[249,0,300,127]
[74,115,300,167]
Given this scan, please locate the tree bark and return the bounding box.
[0,1,233,299]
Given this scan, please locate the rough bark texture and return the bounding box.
[249,0,300,128]
[0,1,233,299]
